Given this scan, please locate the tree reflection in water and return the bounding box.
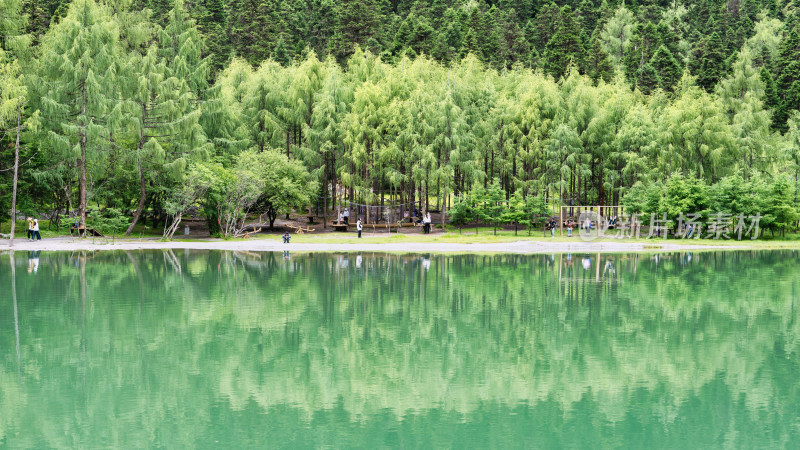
[0,250,799,447]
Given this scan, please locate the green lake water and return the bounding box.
[2,250,800,448]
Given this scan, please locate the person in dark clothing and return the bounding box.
[282,232,291,243]
[357,218,363,238]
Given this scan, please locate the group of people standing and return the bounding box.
[26,217,41,240]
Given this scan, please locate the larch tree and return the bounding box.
[0,49,38,246]
[36,0,121,230]
[600,5,636,69]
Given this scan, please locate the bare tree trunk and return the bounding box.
[126,162,147,235]
[9,97,21,247]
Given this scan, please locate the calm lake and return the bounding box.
[2,250,799,448]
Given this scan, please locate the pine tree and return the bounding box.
[189,0,230,73]
[760,65,780,114]
[623,22,662,83]
[776,28,800,130]
[530,2,561,51]
[585,33,613,83]
[543,6,582,79]
[36,0,120,230]
[635,63,660,95]
[333,0,383,61]
[693,31,727,92]
[650,44,682,91]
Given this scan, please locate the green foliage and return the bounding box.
[476,178,506,235]
[87,207,131,240]
[500,189,527,235]
[762,175,798,236]
[1,0,800,239]
[660,174,710,223]
[448,192,474,233]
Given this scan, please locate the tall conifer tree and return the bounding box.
[36,0,120,230]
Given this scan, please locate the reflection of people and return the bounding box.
[422,258,430,271]
[283,250,290,260]
[357,218,363,238]
[282,232,291,243]
[603,260,616,276]
[582,257,591,270]
[28,250,40,273]
[32,219,41,240]
[356,254,362,269]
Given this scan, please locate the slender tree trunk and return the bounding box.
[441,189,447,231]
[126,162,147,235]
[9,98,21,247]
[79,82,88,233]
[11,252,21,378]
[323,163,328,229]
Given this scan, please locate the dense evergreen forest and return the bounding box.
[1,0,800,236]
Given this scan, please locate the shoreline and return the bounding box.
[0,236,752,254]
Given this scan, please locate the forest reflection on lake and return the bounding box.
[1,249,799,448]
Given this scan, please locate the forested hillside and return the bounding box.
[2,0,800,236]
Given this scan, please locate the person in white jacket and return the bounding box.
[356,218,363,238]
[32,219,41,240]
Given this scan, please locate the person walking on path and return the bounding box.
[32,219,41,240]
[27,217,33,240]
[357,218,363,238]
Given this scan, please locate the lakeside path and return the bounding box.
[2,237,747,254]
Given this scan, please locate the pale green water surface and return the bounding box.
[1,250,799,448]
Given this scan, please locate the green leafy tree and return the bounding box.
[87,207,131,241]
[35,0,121,230]
[762,175,797,236]
[600,5,635,68]
[448,191,474,234]
[0,50,39,246]
[477,177,506,235]
[248,149,318,229]
[659,174,710,229]
[500,189,526,235]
